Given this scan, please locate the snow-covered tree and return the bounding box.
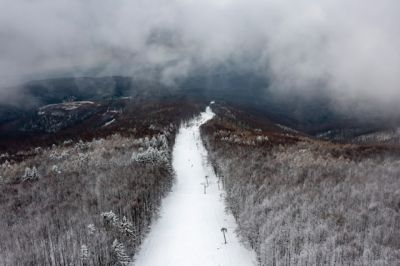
[52,165,61,174]
[202,115,400,266]
[80,244,89,263]
[101,211,119,228]
[87,224,96,235]
[131,147,169,165]
[21,166,39,182]
[120,216,135,237]
[101,211,136,238]
[75,140,89,151]
[112,239,130,265]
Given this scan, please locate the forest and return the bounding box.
[0,101,202,265]
[201,104,400,266]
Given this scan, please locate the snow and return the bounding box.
[38,101,95,112]
[102,118,116,127]
[133,106,257,266]
[276,123,299,133]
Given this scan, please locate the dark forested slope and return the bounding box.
[3,74,400,143]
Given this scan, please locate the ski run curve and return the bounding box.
[133,106,257,266]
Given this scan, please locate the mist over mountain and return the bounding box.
[1,0,400,114]
[2,2,400,265]
[1,73,399,143]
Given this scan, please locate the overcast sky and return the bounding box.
[0,0,399,109]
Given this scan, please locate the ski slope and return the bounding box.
[133,106,257,266]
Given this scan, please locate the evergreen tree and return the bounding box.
[112,239,130,265]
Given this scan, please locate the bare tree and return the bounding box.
[201,109,400,266]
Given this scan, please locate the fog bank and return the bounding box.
[0,0,399,110]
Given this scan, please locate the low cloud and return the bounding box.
[0,0,399,110]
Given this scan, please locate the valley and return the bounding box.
[0,85,399,265]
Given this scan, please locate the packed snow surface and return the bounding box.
[133,106,256,266]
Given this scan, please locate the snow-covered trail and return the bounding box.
[133,106,256,266]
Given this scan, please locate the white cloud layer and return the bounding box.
[0,0,399,109]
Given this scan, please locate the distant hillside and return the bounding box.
[2,75,400,144]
